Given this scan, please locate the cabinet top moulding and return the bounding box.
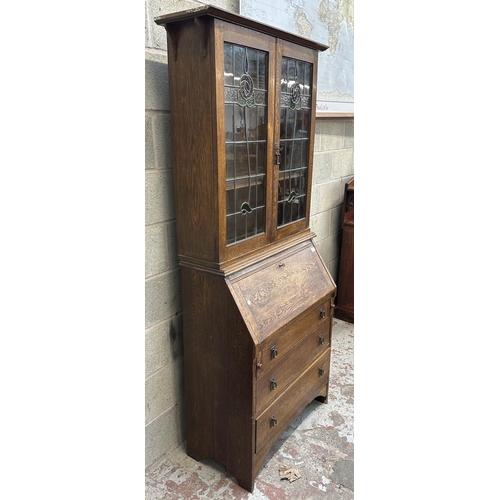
[154,5,329,52]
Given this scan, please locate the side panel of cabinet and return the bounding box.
[167,19,219,264]
[181,266,229,463]
[181,265,257,490]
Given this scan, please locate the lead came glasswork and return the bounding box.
[238,54,255,106]
[224,43,268,245]
[278,57,312,228]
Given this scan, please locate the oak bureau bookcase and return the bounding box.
[155,6,337,492]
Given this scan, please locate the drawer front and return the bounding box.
[227,241,335,343]
[257,297,331,375]
[255,350,330,454]
[256,319,330,416]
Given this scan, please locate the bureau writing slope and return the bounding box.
[155,6,336,492]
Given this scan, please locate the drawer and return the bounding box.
[255,350,330,454]
[255,319,330,416]
[227,241,335,344]
[257,296,331,375]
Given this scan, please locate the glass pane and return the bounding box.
[234,46,245,85]
[257,106,266,140]
[278,140,286,172]
[281,58,288,93]
[247,105,258,141]
[255,178,265,207]
[297,196,305,219]
[224,44,233,86]
[285,107,294,139]
[235,144,248,178]
[235,106,246,141]
[226,143,235,180]
[258,52,266,90]
[294,109,304,138]
[225,104,234,142]
[301,108,310,135]
[247,48,258,86]
[290,169,306,195]
[235,183,249,210]
[284,142,293,171]
[226,215,235,244]
[304,64,311,95]
[256,142,265,175]
[279,109,286,140]
[292,141,301,169]
[226,181,235,215]
[235,213,246,242]
[301,139,309,169]
[224,42,268,245]
[296,60,304,89]
[256,207,265,234]
[278,172,286,197]
[246,210,257,237]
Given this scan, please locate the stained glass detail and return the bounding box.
[224,43,268,245]
[277,57,312,228]
[241,202,253,214]
[238,55,255,107]
[289,68,301,110]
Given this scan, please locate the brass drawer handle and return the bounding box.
[318,334,325,345]
[319,308,326,319]
[270,346,278,359]
[270,378,277,391]
[319,366,325,376]
[270,415,278,427]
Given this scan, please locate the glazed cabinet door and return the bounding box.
[216,21,276,262]
[215,24,320,262]
[272,41,319,241]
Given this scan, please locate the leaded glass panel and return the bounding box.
[224,42,268,245]
[277,57,312,228]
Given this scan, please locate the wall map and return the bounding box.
[241,0,354,114]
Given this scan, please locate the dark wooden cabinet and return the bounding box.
[334,179,354,323]
[155,6,336,492]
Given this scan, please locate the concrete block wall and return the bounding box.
[311,118,354,283]
[145,0,242,470]
[145,0,354,468]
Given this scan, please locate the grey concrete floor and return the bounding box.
[146,318,354,499]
